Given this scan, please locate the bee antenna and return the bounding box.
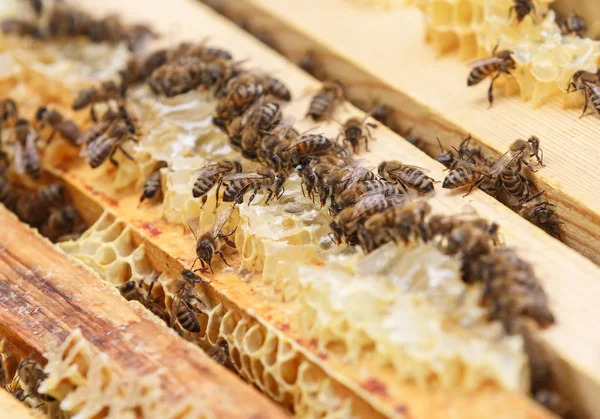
[35,106,47,121]
[436,137,445,153]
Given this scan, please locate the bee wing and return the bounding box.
[284,133,325,151]
[240,95,265,126]
[487,148,523,178]
[186,216,202,242]
[212,206,234,237]
[191,164,225,177]
[221,172,265,182]
[342,162,373,188]
[386,193,409,207]
[389,164,431,175]
[467,56,504,68]
[352,193,386,219]
[12,140,25,174]
[267,116,296,140]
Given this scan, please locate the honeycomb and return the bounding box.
[40,329,210,419]
[416,0,600,107]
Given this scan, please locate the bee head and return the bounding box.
[329,221,343,245]
[35,106,47,121]
[198,241,214,268]
[119,280,137,294]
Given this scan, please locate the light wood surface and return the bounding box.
[0,207,289,419]
[211,0,600,266]
[40,0,600,417]
[0,389,41,419]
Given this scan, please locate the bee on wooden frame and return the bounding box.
[171,269,209,333]
[378,160,436,194]
[566,70,600,118]
[13,119,41,180]
[187,207,236,274]
[139,161,168,206]
[306,80,345,121]
[335,113,378,153]
[467,46,516,107]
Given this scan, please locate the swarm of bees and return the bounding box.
[437,135,561,239]
[1,1,156,52]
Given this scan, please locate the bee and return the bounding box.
[35,106,81,146]
[298,51,327,80]
[16,356,55,403]
[440,219,500,260]
[45,4,94,39]
[148,56,205,97]
[0,98,19,142]
[334,179,404,214]
[518,191,562,239]
[237,99,282,159]
[508,0,536,24]
[306,81,345,121]
[118,274,170,325]
[123,23,156,53]
[257,118,298,171]
[336,114,378,153]
[378,160,436,194]
[139,162,168,205]
[187,207,236,274]
[13,119,41,180]
[199,58,238,93]
[1,19,43,38]
[488,137,544,204]
[263,75,292,101]
[217,167,286,206]
[85,119,138,168]
[171,269,209,333]
[566,70,600,118]
[42,205,84,242]
[559,12,587,37]
[358,199,430,252]
[467,47,516,106]
[167,40,233,63]
[436,137,455,169]
[72,80,126,122]
[285,134,333,167]
[138,49,169,80]
[192,160,242,206]
[318,161,376,208]
[330,193,402,245]
[229,79,265,109]
[35,183,66,209]
[442,157,491,196]
[208,339,232,368]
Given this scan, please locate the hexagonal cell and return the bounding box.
[278,357,300,386]
[430,0,453,26]
[263,373,281,400]
[206,305,226,344]
[454,0,473,26]
[242,324,266,354]
[94,245,117,266]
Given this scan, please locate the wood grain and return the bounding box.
[0,207,289,419]
[211,0,600,266]
[1,0,597,416]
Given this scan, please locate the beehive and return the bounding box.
[0,0,599,418]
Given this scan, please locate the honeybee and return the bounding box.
[167,40,233,63]
[148,56,205,97]
[35,183,66,209]
[85,119,138,168]
[207,339,232,369]
[442,157,492,196]
[508,0,536,24]
[306,81,345,121]
[440,218,500,260]
[118,275,170,325]
[123,23,156,53]
[217,167,286,206]
[44,4,94,39]
[318,161,376,208]
[559,12,586,37]
[171,269,208,333]
[333,179,403,214]
[187,207,236,274]
[192,160,242,206]
[13,119,41,180]
[139,162,167,205]
[285,134,333,167]
[1,19,43,38]
[518,191,562,239]
[467,47,516,106]
[435,137,455,169]
[330,193,402,245]
[42,205,84,242]
[35,106,81,146]
[257,118,298,171]
[336,114,378,153]
[378,160,436,194]
[263,75,292,101]
[566,70,600,118]
[72,80,126,122]
[237,99,282,158]
[0,98,18,143]
[488,137,544,203]
[16,356,55,403]
[358,199,430,251]
[298,51,327,80]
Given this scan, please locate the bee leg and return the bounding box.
[90,105,98,123]
[579,87,590,118]
[109,149,120,167]
[223,237,236,248]
[201,195,207,208]
[463,180,481,197]
[487,73,501,108]
[522,158,536,172]
[46,129,57,144]
[118,145,135,161]
[217,251,231,267]
[215,178,224,208]
[247,185,260,206]
[264,189,273,205]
